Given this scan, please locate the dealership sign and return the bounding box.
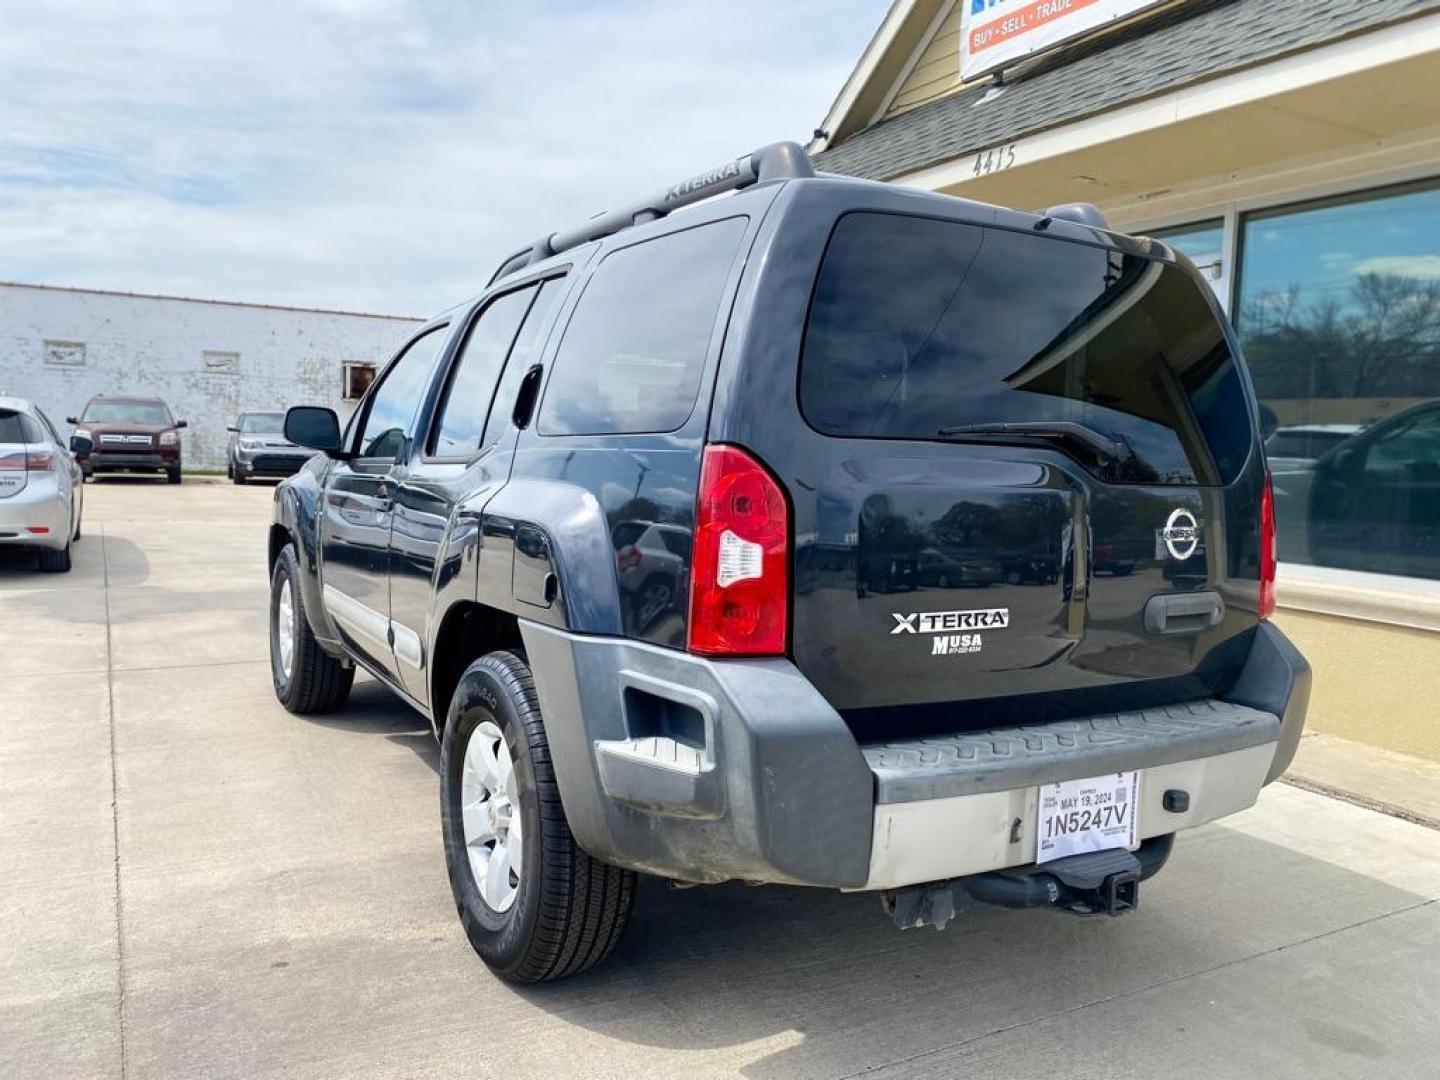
[961,0,1167,80]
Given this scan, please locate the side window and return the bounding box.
[356,327,448,461]
[482,278,566,446]
[539,217,747,436]
[430,286,537,458]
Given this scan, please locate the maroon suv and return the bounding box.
[67,396,187,484]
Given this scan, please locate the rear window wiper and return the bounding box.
[937,421,1126,463]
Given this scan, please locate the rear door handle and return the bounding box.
[1143,591,1224,635]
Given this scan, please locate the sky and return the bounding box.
[0,0,883,317]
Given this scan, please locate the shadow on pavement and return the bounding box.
[497,823,1433,1079]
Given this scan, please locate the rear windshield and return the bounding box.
[82,400,173,425]
[0,410,45,444]
[800,212,1253,485]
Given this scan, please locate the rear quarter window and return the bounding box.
[800,212,1254,486]
[539,216,748,436]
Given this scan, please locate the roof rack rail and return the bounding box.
[486,141,814,286]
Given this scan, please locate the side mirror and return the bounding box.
[66,416,78,425]
[226,425,239,433]
[176,419,189,429]
[285,406,347,457]
[70,435,93,454]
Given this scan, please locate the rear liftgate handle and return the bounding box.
[1143,591,1224,636]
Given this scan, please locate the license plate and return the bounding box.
[1035,771,1139,864]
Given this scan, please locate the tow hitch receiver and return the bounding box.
[1048,848,1142,916]
[957,834,1174,917]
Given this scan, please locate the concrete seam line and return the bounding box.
[1281,774,1440,833]
[835,897,1438,1078]
[102,523,129,1080]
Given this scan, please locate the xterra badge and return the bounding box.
[1160,509,1200,561]
[891,608,1010,634]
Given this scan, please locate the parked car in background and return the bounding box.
[0,396,85,572]
[227,410,314,484]
[68,395,186,483]
[264,144,1307,984]
[1307,400,1440,579]
[1264,423,1363,473]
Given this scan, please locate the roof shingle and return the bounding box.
[815,0,1440,180]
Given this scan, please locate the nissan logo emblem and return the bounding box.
[1162,508,1200,561]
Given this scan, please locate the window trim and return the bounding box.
[420,270,567,466]
[349,323,450,465]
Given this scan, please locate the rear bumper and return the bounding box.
[519,621,1309,891]
[0,476,70,550]
[237,452,310,478]
[81,452,176,472]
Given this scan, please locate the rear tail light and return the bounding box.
[1259,471,1277,620]
[687,444,789,656]
[0,452,25,471]
[26,451,57,472]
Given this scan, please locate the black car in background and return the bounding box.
[1308,400,1440,579]
[261,143,1308,984]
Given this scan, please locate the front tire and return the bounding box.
[441,650,635,983]
[269,543,353,713]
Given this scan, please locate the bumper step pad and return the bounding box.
[863,699,1280,803]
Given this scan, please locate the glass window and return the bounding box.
[540,217,747,435]
[1238,181,1440,579]
[1153,220,1224,284]
[81,399,173,425]
[431,286,537,458]
[239,412,285,434]
[356,327,448,461]
[801,212,1252,485]
[0,410,45,444]
[483,278,565,446]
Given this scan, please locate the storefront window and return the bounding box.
[1153,220,1224,280]
[1237,181,1440,579]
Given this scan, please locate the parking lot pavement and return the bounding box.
[2,478,1438,1080]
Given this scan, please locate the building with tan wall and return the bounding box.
[812,0,1440,759]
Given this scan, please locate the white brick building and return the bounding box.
[0,282,423,469]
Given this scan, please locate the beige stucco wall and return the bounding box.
[1273,609,1440,762]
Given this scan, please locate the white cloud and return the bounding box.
[1352,254,1440,281]
[0,0,881,315]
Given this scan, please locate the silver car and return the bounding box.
[0,396,85,572]
[226,410,314,485]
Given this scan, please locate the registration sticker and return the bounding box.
[1035,771,1140,864]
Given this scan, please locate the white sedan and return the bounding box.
[0,396,85,573]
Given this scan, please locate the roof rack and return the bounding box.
[486,141,815,286]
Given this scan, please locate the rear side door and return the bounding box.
[319,326,449,680]
[388,275,568,703]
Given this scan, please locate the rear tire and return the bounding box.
[269,543,353,713]
[38,543,72,573]
[441,650,636,983]
[167,468,182,485]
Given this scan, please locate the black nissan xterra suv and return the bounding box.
[268,142,1309,983]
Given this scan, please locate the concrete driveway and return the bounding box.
[3,479,1437,1080]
